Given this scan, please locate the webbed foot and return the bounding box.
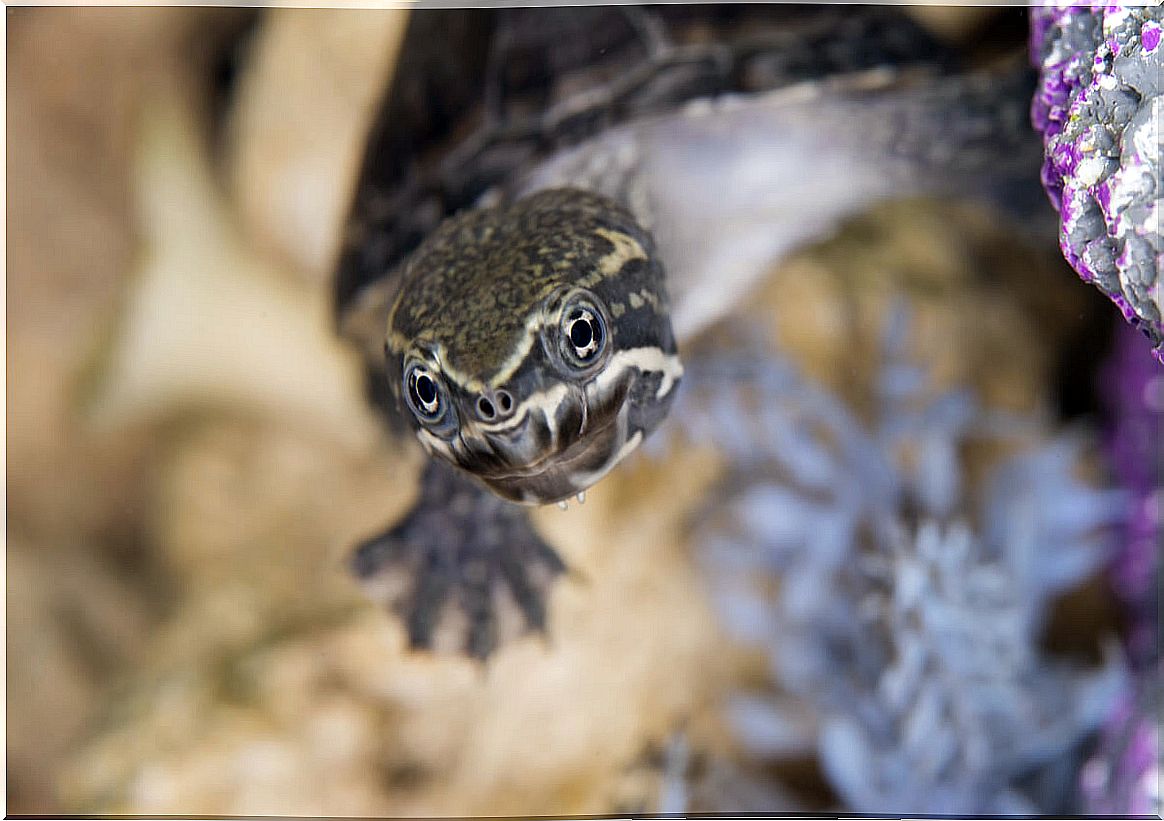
[351,459,566,659]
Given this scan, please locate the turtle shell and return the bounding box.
[333,5,951,320]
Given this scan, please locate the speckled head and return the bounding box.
[384,188,682,504]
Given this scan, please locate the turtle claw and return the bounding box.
[351,460,566,659]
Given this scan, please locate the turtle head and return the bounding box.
[384,188,682,505]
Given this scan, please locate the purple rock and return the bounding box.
[1030,5,1164,361]
[1080,312,1163,817]
[1100,320,1161,669]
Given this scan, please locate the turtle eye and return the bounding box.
[560,302,606,368]
[405,363,445,421]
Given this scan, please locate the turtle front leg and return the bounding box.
[350,459,567,659]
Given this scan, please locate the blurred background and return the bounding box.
[6,5,1159,816]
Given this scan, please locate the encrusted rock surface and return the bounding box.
[1031,4,1163,358]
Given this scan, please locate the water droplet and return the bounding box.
[557,500,569,511]
[576,491,586,505]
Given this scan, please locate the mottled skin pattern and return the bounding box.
[385,187,680,505]
[386,189,671,387]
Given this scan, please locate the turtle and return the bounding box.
[334,5,1042,659]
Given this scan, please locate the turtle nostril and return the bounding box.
[476,396,496,420]
[476,389,515,421]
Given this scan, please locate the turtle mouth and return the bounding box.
[475,407,631,505]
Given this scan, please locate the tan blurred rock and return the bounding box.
[85,88,382,453]
[59,406,734,815]
[7,8,176,544]
[147,418,412,619]
[227,9,408,285]
[6,536,154,811]
[902,6,1002,45]
[5,8,245,813]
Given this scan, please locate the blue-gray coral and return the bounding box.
[678,307,1128,814]
[1030,4,1164,359]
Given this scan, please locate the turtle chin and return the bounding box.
[427,348,681,505]
[473,402,637,505]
